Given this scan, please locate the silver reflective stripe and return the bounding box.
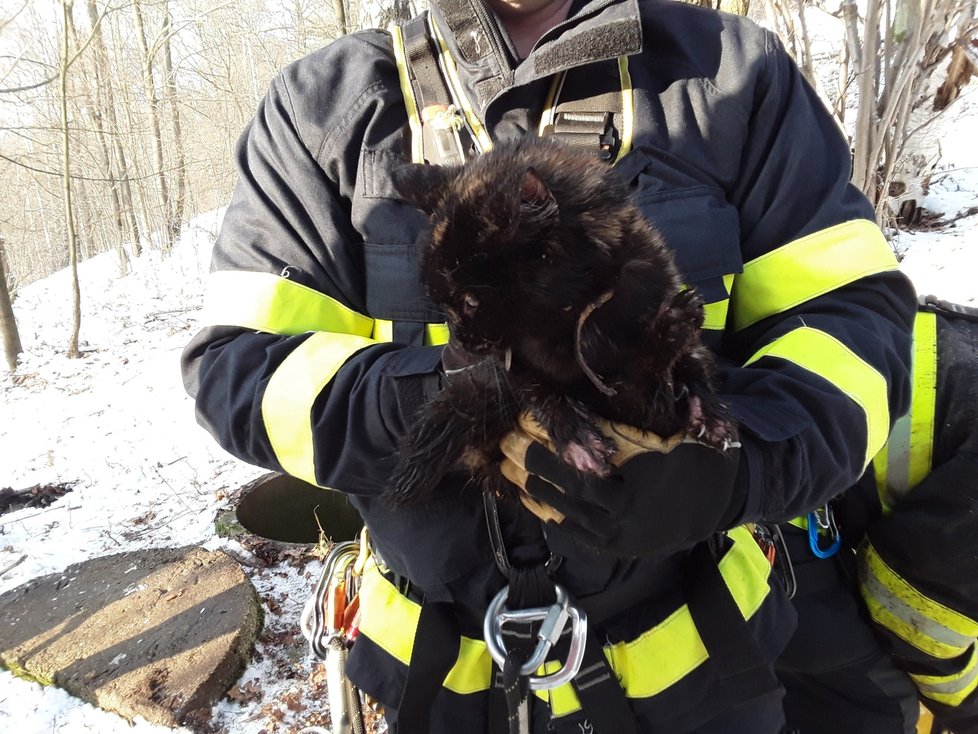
[881,410,912,505]
[913,648,978,706]
[861,561,975,653]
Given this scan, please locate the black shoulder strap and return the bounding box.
[919,293,978,323]
[684,539,781,707]
[399,14,473,166]
[398,14,627,164]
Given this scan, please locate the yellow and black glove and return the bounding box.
[500,414,745,558]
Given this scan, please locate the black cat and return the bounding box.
[387,138,735,504]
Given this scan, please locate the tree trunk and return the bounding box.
[0,236,23,372]
[132,0,173,252]
[84,0,136,271]
[161,0,185,245]
[60,0,83,359]
[333,0,348,37]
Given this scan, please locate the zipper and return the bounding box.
[471,0,512,66]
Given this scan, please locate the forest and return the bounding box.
[0,0,975,365]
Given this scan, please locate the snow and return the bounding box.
[1,90,976,734]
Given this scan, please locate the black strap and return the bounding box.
[570,634,639,734]
[402,15,452,113]
[400,14,473,166]
[683,538,781,707]
[920,293,978,323]
[394,600,460,734]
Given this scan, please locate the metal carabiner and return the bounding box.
[483,582,588,691]
[807,504,841,559]
[300,540,361,659]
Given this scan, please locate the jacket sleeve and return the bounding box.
[720,30,916,523]
[181,37,441,497]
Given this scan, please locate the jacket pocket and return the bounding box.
[357,147,444,324]
[618,149,743,308]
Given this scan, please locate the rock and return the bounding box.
[0,546,262,727]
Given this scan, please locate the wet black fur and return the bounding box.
[387,138,735,504]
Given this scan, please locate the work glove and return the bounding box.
[499,414,745,558]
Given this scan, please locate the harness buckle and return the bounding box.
[421,104,468,166]
[483,582,588,690]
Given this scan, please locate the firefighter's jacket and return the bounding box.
[850,305,978,731]
[181,0,916,729]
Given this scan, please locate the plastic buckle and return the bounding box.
[421,104,467,166]
[483,582,588,691]
[807,504,841,559]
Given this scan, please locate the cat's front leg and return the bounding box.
[526,391,617,477]
[388,360,521,504]
[674,350,739,450]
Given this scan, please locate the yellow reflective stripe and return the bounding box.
[701,274,734,331]
[203,270,374,337]
[744,326,890,469]
[357,561,492,694]
[537,526,773,715]
[356,527,770,708]
[429,20,493,153]
[616,55,633,162]
[425,323,450,346]
[874,310,937,508]
[912,647,978,707]
[391,24,425,164]
[261,331,376,485]
[538,72,564,135]
[444,637,494,694]
[358,560,422,665]
[372,319,394,342]
[731,220,898,331]
[872,441,893,514]
[907,310,938,486]
[859,542,978,658]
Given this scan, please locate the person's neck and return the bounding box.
[496,0,574,59]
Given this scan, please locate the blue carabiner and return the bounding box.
[807,507,841,559]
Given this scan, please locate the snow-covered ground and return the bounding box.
[1,91,976,734]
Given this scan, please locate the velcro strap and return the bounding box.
[684,539,780,705]
[571,634,639,734]
[402,16,451,112]
[395,600,460,734]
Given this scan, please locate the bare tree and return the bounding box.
[58,0,83,358]
[132,0,174,251]
[764,0,977,227]
[161,0,186,242]
[0,235,23,371]
[85,0,141,266]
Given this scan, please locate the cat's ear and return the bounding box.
[392,163,457,214]
[520,168,555,209]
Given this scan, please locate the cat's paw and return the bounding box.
[559,432,617,476]
[687,395,740,452]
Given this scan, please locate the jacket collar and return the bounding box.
[429,0,642,113]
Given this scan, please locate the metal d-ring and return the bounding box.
[483,582,588,691]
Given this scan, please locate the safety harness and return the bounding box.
[392,12,632,167]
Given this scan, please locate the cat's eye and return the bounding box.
[463,294,480,315]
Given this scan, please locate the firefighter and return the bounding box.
[181,0,916,730]
[776,297,978,734]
